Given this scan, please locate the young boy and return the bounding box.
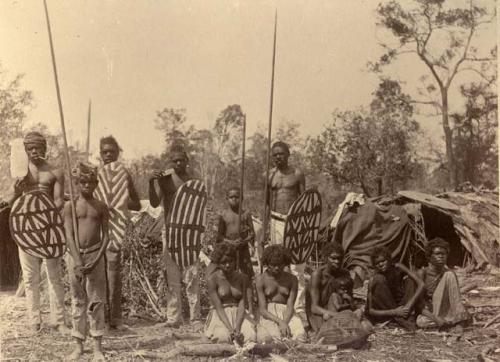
[216,186,255,278]
[64,163,109,361]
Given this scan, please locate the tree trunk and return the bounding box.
[441,88,457,188]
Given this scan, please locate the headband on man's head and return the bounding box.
[72,162,98,181]
[23,131,47,148]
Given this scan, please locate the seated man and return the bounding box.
[366,247,424,330]
[256,245,307,342]
[415,238,471,329]
[308,243,352,332]
[205,242,256,345]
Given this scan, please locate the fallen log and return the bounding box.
[173,341,344,357]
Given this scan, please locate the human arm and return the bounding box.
[310,269,336,319]
[216,214,226,244]
[82,203,110,274]
[52,168,65,209]
[395,263,425,311]
[148,171,164,208]
[63,202,83,274]
[242,212,256,249]
[3,178,25,206]
[256,274,286,326]
[234,275,248,333]
[297,168,305,195]
[127,173,141,211]
[207,274,234,334]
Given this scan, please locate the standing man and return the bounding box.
[96,136,141,330]
[266,141,307,319]
[149,145,200,327]
[6,131,67,333]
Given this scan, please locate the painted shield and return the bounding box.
[283,189,322,264]
[9,191,66,258]
[95,161,130,252]
[167,180,207,269]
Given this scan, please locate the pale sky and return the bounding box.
[0,0,496,160]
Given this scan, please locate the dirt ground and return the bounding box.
[1,268,499,362]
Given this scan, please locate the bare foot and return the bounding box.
[92,350,106,361]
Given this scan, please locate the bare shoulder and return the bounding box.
[50,165,64,180]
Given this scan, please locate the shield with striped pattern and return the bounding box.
[94,161,130,252]
[167,179,207,268]
[283,189,322,264]
[9,191,66,258]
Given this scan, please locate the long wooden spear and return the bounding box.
[43,0,80,250]
[260,11,278,267]
[86,99,91,162]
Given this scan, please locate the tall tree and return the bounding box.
[372,0,496,187]
[154,107,192,152]
[307,80,421,196]
[452,80,497,186]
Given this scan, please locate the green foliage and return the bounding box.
[307,80,422,197]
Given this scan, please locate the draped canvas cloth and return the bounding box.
[331,201,413,280]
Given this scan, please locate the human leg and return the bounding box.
[68,255,88,341]
[164,250,182,324]
[45,256,66,327]
[18,249,42,327]
[105,247,123,327]
[183,262,200,322]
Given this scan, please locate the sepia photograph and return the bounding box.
[0,0,498,360]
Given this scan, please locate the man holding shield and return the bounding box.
[96,135,141,330]
[149,145,201,327]
[6,131,67,333]
[266,141,307,319]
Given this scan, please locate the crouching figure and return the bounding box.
[415,238,471,329]
[256,245,307,342]
[205,242,256,344]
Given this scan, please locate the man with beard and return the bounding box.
[149,145,200,327]
[96,136,141,330]
[6,131,68,333]
[266,141,307,319]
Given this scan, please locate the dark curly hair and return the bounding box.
[100,135,121,152]
[262,245,292,266]
[322,242,344,260]
[169,144,189,160]
[211,241,237,264]
[335,273,354,294]
[425,237,450,259]
[271,141,290,156]
[370,246,392,266]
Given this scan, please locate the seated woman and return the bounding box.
[415,238,471,329]
[366,247,425,330]
[205,242,256,344]
[308,243,352,332]
[256,245,307,342]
